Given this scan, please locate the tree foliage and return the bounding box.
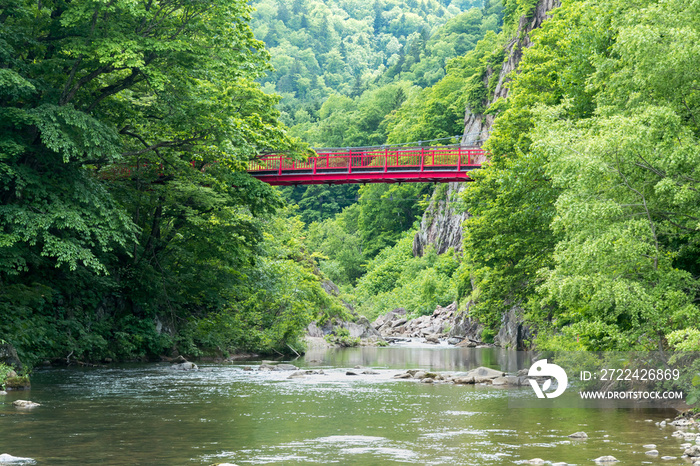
[459,0,700,351]
[0,0,340,365]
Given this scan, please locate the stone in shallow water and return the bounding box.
[12,400,39,408]
[551,463,568,466]
[643,444,656,449]
[527,459,545,465]
[0,453,35,464]
[568,431,588,439]
[170,362,197,371]
[660,456,677,460]
[594,456,618,464]
[644,450,659,455]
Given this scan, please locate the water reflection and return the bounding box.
[303,344,534,373]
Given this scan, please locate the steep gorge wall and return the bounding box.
[462,0,562,146]
[413,0,561,348]
[412,182,469,257]
[416,0,561,256]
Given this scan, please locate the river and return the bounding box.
[0,344,686,465]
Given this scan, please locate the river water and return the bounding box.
[0,344,688,465]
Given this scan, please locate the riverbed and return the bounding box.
[0,345,690,465]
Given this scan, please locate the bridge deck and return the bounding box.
[248,145,486,185]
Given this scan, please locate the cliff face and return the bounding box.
[413,182,469,257]
[462,0,562,146]
[416,0,562,256]
[411,0,561,349]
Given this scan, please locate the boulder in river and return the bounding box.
[259,363,297,371]
[12,400,40,409]
[460,366,504,383]
[568,431,588,439]
[453,376,475,384]
[644,450,659,456]
[671,418,694,427]
[0,453,35,464]
[0,343,23,370]
[527,459,545,465]
[685,445,700,457]
[594,456,619,463]
[170,362,198,371]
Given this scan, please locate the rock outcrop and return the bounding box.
[462,0,562,146]
[373,301,534,350]
[374,303,462,343]
[413,183,470,257]
[494,306,533,350]
[306,315,386,346]
[0,342,22,370]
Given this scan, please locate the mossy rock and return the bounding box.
[5,376,30,390]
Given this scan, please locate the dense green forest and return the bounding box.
[0,0,349,368]
[2,0,700,383]
[287,0,700,357]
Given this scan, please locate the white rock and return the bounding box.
[644,450,659,456]
[527,459,545,465]
[0,453,35,464]
[552,463,568,466]
[660,456,677,460]
[568,431,588,439]
[594,456,619,464]
[12,400,40,408]
[672,419,694,427]
[643,444,657,449]
[0,391,7,396]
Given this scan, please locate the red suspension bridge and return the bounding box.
[247,145,487,186]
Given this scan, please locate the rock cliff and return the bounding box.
[462,0,562,146]
[410,0,561,349]
[413,182,469,257]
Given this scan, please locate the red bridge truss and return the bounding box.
[247,145,487,185]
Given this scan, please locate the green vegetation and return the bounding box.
[4,0,698,383]
[0,0,345,367]
[0,363,13,390]
[250,0,504,147]
[324,327,360,347]
[458,0,700,352]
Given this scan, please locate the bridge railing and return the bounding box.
[248,145,487,174]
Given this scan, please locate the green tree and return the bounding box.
[0,0,309,364]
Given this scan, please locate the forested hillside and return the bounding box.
[3,0,699,377]
[289,0,700,359]
[251,0,502,146]
[460,0,700,352]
